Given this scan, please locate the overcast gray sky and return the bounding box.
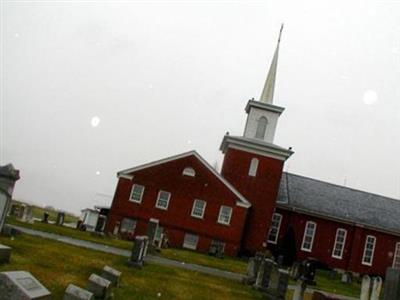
[2,0,400,214]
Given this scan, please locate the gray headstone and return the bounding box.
[100,266,121,287]
[370,276,382,300]
[0,164,20,233]
[254,258,277,291]
[56,212,65,226]
[360,275,371,300]
[382,268,400,300]
[63,284,94,300]
[0,271,51,300]
[341,272,352,283]
[146,219,159,244]
[128,236,148,268]
[86,274,111,300]
[0,244,11,264]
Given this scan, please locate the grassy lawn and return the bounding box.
[0,234,264,300]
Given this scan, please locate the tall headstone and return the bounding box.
[101,266,121,287]
[370,276,382,300]
[0,164,20,233]
[382,268,400,300]
[292,279,307,300]
[128,236,148,268]
[42,212,49,224]
[253,258,277,291]
[56,212,65,226]
[63,284,94,300]
[0,271,51,299]
[146,218,159,245]
[265,269,289,300]
[360,275,371,300]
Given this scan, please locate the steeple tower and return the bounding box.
[260,24,284,104]
[219,25,293,255]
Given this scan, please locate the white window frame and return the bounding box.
[217,205,232,225]
[248,158,259,177]
[361,235,376,266]
[120,218,137,234]
[392,242,400,269]
[191,199,206,219]
[183,233,199,250]
[155,190,171,210]
[267,213,282,244]
[129,184,145,203]
[332,228,347,259]
[301,221,317,252]
[182,167,196,177]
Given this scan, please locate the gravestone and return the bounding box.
[370,276,382,300]
[63,284,94,300]
[146,219,159,245]
[341,272,352,283]
[382,268,400,300]
[0,244,11,264]
[128,236,148,268]
[86,273,111,300]
[56,212,65,226]
[265,269,289,300]
[9,203,19,217]
[0,164,20,234]
[360,275,371,300]
[292,279,307,300]
[0,270,51,299]
[254,258,277,291]
[42,212,49,224]
[101,265,121,287]
[21,206,33,223]
[244,253,265,284]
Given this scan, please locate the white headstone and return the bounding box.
[370,276,382,300]
[360,275,371,300]
[63,283,94,300]
[0,271,51,299]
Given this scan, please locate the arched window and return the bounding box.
[248,158,259,177]
[182,167,196,177]
[255,117,268,139]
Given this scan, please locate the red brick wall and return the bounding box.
[106,154,248,256]
[275,208,400,276]
[221,147,285,254]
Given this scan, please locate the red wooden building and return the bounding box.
[106,27,400,276]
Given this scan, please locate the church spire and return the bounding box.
[260,24,284,104]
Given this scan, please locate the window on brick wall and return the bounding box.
[155,190,171,210]
[183,233,199,250]
[130,184,145,203]
[248,158,259,177]
[362,235,376,266]
[218,205,232,225]
[301,221,316,252]
[393,243,400,269]
[182,167,196,177]
[267,213,282,244]
[332,228,347,259]
[120,218,137,234]
[191,199,206,219]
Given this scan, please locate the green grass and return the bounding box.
[310,269,361,297]
[0,234,264,300]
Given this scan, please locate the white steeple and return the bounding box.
[260,24,284,104]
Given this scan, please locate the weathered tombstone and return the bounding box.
[21,206,33,223]
[42,212,49,223]
[63,283,94,300]
[265,269,289,299]
[292,279,307,300]
[360,274,371,300]
[253,258,277,291]
[370,276,382,300]
[382,268,400,300]
[0,164,20,234]
[86,273,111,300]
[9,203,18,217]
[101,265,121,287]
[146,218,159,245]
[0,270,51,299]
[341,272,352,283]
[128,235,147,268]
[0,244,11,264]
[56,212,65,226]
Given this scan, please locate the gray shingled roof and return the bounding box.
[277,173,400,234]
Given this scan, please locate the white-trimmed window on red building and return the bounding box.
[361,235,376,266]
[218,205,232,225]
[393,242,400,269]
[267,213,282,244]
[155,190,171,210]
[130,184,145,203]
[301,221,316,252]
[191,199,206,219]
[332,228,347,259]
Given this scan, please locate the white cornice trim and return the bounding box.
[245,100,285,114]
[117,150,251,209]
[118,174,133,180]
[220,135,293,161]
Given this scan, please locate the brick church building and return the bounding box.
[106,27,400,276]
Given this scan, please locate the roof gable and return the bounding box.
[118,151,251,208]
